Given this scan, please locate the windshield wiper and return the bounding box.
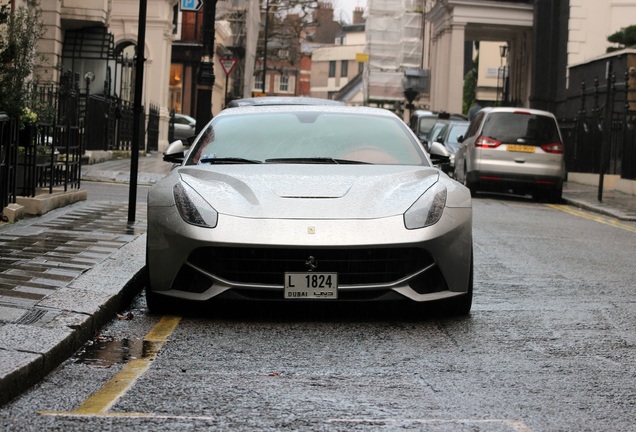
[265,157,371,165]
[199,157,262,164]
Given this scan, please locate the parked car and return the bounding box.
[421,121,449,152]
[429,120,470,175]
[147,105,474,315]
[454,107,565,202]
[409,110,467,144]
[171,113,196,141]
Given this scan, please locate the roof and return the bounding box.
[216,104,397,118]
[225,96,345,108]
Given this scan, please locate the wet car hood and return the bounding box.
[165,165,440,219]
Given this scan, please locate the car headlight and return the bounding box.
[173,182,218,228]
[404,182,447,229]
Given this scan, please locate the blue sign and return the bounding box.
[181,0,202,12]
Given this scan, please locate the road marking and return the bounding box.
[328,418,531,431]
[40,315,181,417]
[548,204,636,233]
[40,316,531,431]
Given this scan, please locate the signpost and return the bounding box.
[220,58,238,107]
[180,0,203,12]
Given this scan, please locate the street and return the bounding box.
[1,190,635,431]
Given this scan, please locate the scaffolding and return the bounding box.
[364,0,424,102]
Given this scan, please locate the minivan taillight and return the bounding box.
[475,136,501,148]
[540,142,564,154]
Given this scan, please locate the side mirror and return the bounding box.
[163,140,187,164]
[457,135,464,143]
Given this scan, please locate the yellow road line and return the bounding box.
[548,204,636,233]
[42,315,181,416]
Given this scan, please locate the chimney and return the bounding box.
[352,6,364,24]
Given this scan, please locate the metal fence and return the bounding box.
[2,71,163,212]
[0,114,18,211]
[147,103,160,152]
[559,70,636,181]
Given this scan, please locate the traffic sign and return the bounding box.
[180,0,202,12]
[220,58,238,75]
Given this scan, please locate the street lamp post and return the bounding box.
[498,44,508,106]
[261,0,270,94]
[195,0,217,135]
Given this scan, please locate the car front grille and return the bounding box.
[187,246,434,286]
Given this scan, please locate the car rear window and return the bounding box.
[482,112,560,145]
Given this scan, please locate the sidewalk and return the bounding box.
[1,153,635,406]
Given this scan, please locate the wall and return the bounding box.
[568,0,636,66]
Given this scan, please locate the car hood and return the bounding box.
[156,165,441,219]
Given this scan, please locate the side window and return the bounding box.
[464,112,484,139]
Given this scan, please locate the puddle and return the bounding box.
[74,336,155,367]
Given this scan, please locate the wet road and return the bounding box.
[1,194,635,431]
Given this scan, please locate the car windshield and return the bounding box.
[426,122,447,143]
[444,124,469,153]
[418,117,441,135]
[482,112,560,145]
[186,111,429,166]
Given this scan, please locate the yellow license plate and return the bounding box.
[507,144,535,153]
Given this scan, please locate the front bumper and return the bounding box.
[147,206,472,303]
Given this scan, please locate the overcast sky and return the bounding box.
[331,0,368,23]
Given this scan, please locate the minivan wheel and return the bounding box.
[533,187,562,204]
[548,186,563,204]
[463,167,477,196]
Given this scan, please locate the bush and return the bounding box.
[0,5,47,123]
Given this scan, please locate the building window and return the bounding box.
[169,63,183,113]
[279,75,289,92]
[341,60,348,77]
[254,72,264,91]
[329,61,336,78]
[358,62,364,74]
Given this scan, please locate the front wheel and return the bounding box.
[445,251,473,316]
[145,285,173,315]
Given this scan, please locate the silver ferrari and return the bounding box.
[146,105,473,315]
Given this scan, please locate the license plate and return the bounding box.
[284,273,338,299]
[507,144,535,153]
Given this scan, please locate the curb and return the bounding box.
[562,197,636,221]
[0,235,148,406]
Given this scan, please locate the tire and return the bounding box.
[145,285,173,315]
[145,252,172,314]
[463,166,477,197]
[548,186,563,204]
[533,186,562,204]
[445,250,474,316]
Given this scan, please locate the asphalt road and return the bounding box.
[1,194,635,431]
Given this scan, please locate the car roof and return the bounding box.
[215,104,399,119]
[411,110,467,120]
[477,107,557,118]
[226,96,345,108]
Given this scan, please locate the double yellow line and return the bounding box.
[41,315,182,417]
[548,204,636,233]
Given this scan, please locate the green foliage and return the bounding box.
[0,5,47,121]
[606,24,636,52]
[462,67,477,115]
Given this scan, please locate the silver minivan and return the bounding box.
[454,107,565,202]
